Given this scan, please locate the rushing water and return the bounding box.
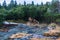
[0,23,54,40]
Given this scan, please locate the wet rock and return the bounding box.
[48,23,56,30]
[0,23,50,40]
[9,33,32,39]
[56,38,60,40]
[30,38,40,40]
[44,30,60,37]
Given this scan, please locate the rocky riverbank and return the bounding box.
[0,23,60,40]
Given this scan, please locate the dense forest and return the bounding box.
[0,0,60,25]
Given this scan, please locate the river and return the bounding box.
[0,23,56,40]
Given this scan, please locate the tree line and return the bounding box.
[0,0,60,25]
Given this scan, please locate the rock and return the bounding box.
[0,23,49,40]
[44,30,60,37]
[48,23,56,30]
[40,38,54,40]
[48,23,56,27]
[9,33,32,39]
[43,32,50,36]
[56,38,60,40]
[30,38,40,40]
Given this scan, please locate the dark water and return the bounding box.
[0,24,55,40]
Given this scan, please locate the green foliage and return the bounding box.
[0,13,5,26]
[0,0,60,24]
[29,6,37,18]
[0,8,7,13]
[8,0,15,9]
[0,3,2,8]
[5,7,25,20]
[51,1,59,13]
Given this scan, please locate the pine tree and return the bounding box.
[24,1,26,6]
[37,3,39,7]
[14,0,17,7]
[32,1,34,6]
[0,3,1,8]
[52,0,59,3]
[8,0,15,9]
[51,0,59,13]
[41,2,43,6]
[3,0,7,9]
[46,2,50,7]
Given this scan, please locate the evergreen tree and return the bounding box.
[0,13,5,27]
[41,2,43,6]
[0,3,1,8]
[52,0,59,3]
[32,1,34,6]
[51,0,59,13]
[24,1,26,6]
[3,0,7,9]
[37,3,39,7]
[14,0,17,7]
[46,2,50,7]
[8,0,15,9]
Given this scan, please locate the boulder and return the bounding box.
[48,23,56,30]
[56,38,60,40]
[44,30,60,37]
[30,38,40,40]
[9,33,32,39]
